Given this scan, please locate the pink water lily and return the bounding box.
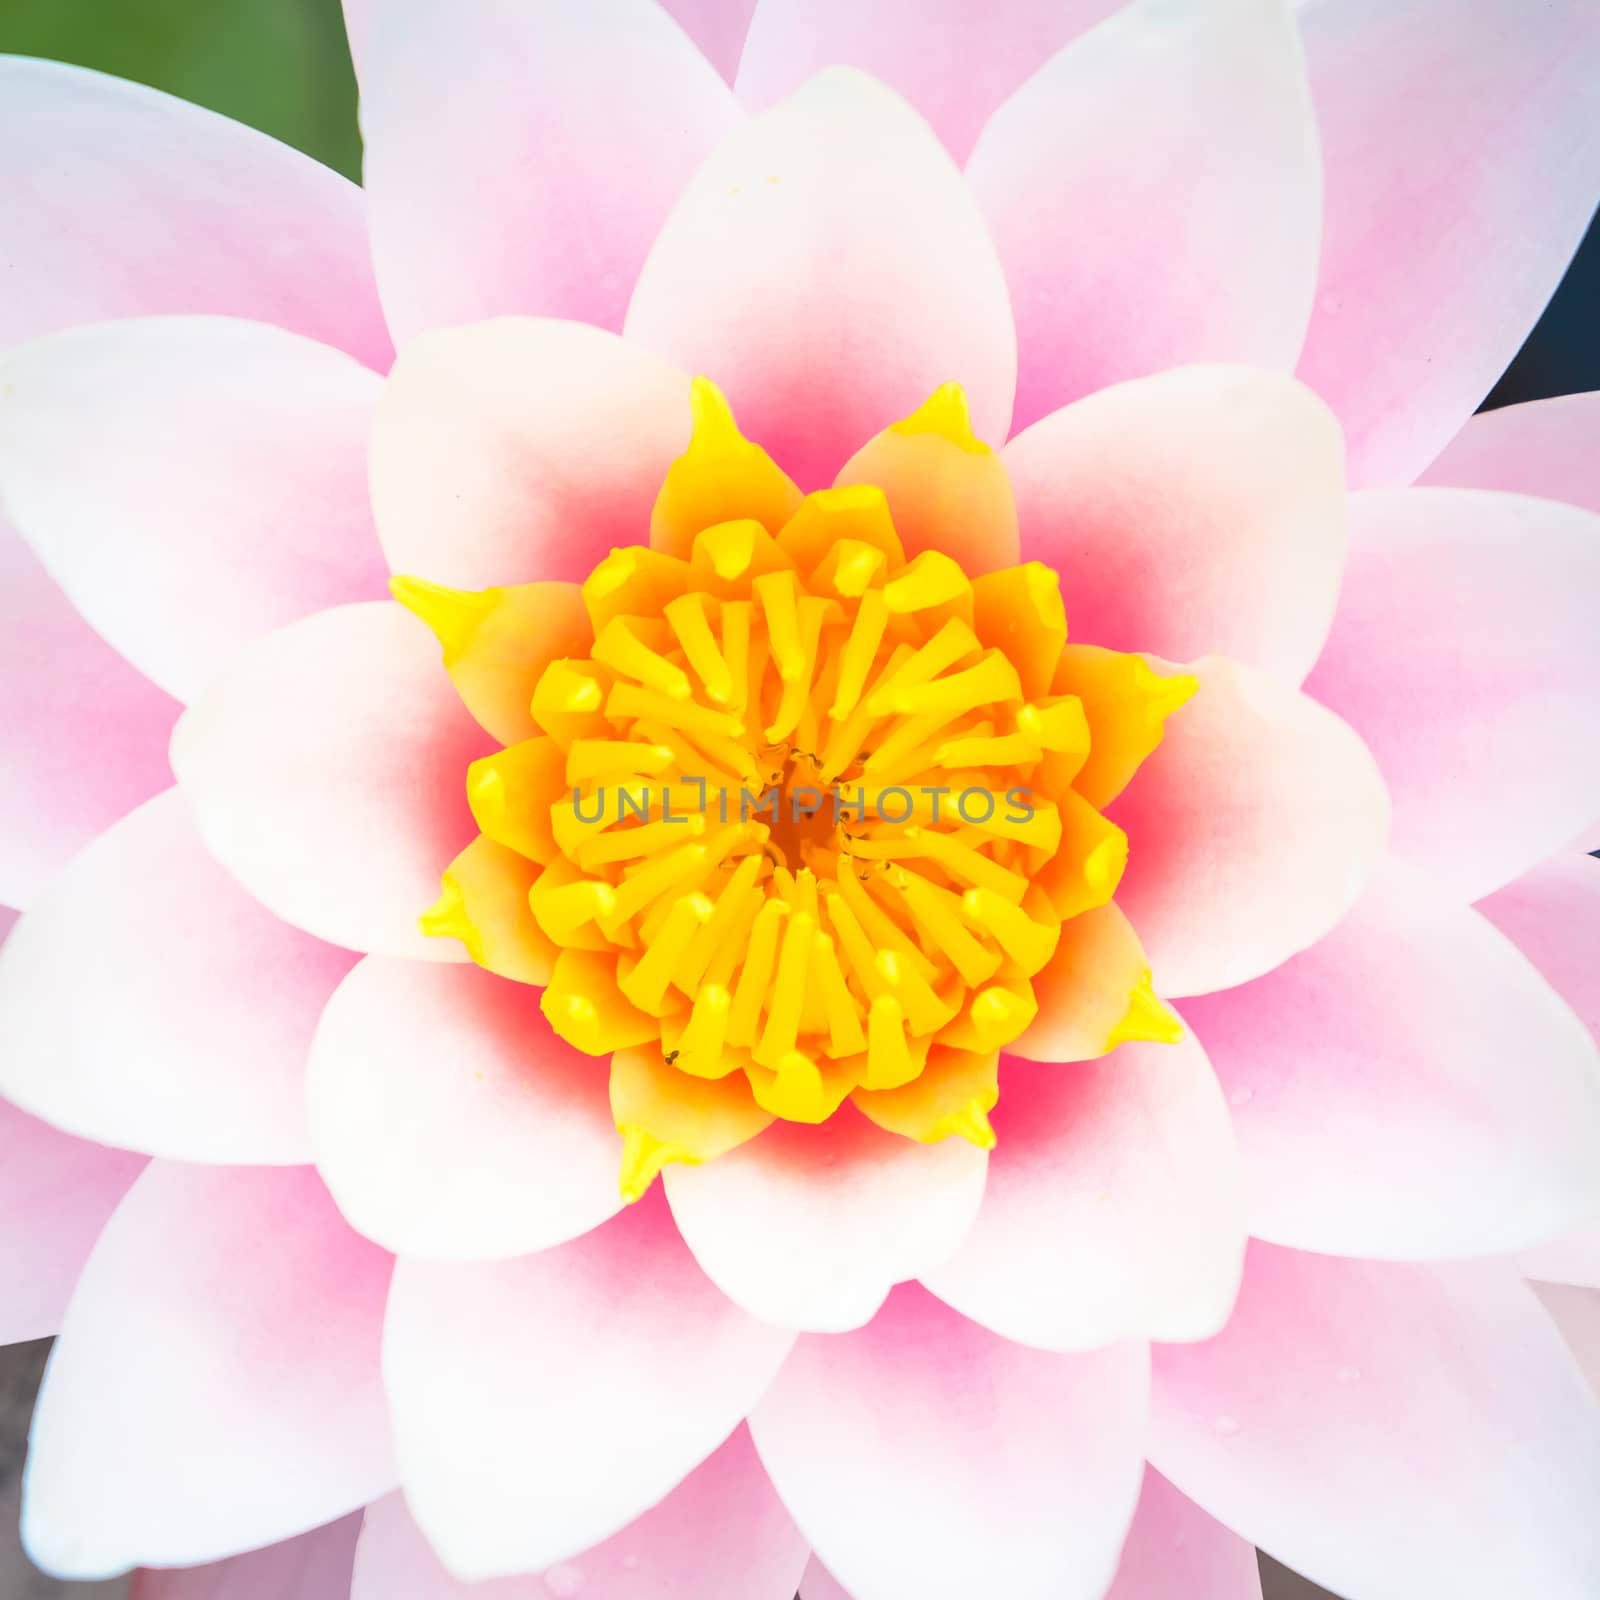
[2,3,1599,1599]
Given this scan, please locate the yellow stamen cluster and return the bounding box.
[399,379,1194,1201]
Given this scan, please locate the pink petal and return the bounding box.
[353,1428,807,1598]
[1149,1244,1600,1600]
[0,57,389,368]
[1522,1221,1600,1291]
[1535,1284,1600,1399]
[736,0,1118,162]
[625,68,1015,490]
[23,1165,396,1578]
[1295,0,1600,488]
[371,318,691,589]
[170,602,493,960]
[130,1516,362,1600]
[0,516,178,909]
[308,958,620,1260]
[664,1108,987,1332]
[359,0,737,342]
[0,790,352,1164]
[1183,858,1600,1261]
[1104,1467,1262,1600]
[1108,655,1389,997]
[966,1,1320,432]
[923,1039,1245,1350]
[0,317,385,703]
[383,1193,794,1579]
[799,1559,851,1600]
[661,0,758,83]
[0,1094,145,1346]
[751,1285,1148,1600]
[1478,849,1600,1046]
[1419,392,1600,515]
[1305,488,1600,901]
[1006,367,1345,683]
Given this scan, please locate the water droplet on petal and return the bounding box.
[1213,1414,1241,1438]
[544,1566,586,1597]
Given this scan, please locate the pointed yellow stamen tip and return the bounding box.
[1084,834,1130,894]
[1138,662,1200,716]
[890,382,988,454]
[389,575,497,658]
[882,550,971,615]
[617,1125,697,1203]
[419,875,473,945]
[698,518,760,580]
[1106,974,1185,1050]
[686,375,745,453]
[583,547,640,603]
[934,1097,997,1150]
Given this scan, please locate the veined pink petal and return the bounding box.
[129,1515,362,1600]
[0,57,389,368]
[359,0,737,342]
[966,0,1321,432]
[1107,655,1389,997]
[0,317,385,704]
[1149,1245,1600,1600]
[0,517,178,909]
[0,1091,145,1346]
[1104,1467,1263,1600]
[625,68,1015,490]
[736,0,1118,162]
[371,318,691,588]
[1536,1284,1600,1399]
[923,1039,1245,1351]
[662,0,759,82]
[170,602,493,961]
[23,1165,396,1579]
[353,1429,807,1598]
[0,790,352,1164]
[383,1193,794,1580]
[1305,488,1600,901]
[1005,367,1345,683]
[1295,0,1600,488]
[664,1108,987,1332]
[1479,849,1600,1043]
[1419,393,1600,515]
[1183,858,1600,1261]
[308,959,620,1260]
[751,1285,1148,1600]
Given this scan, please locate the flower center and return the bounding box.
[397,379,1195,1201]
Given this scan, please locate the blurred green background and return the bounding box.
[0,0,363,178]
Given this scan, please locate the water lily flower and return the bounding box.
[2,2,1599,1598]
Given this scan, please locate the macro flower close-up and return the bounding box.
[1,1,1599,1598]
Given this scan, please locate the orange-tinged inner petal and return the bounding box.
[402,381,1192,1199]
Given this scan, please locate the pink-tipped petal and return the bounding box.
[0,317,385,703]
[1108,655,1389,997]
[0,1093,145,1346]
[371,318,691,588]
[923,1039,1245,1351]
[665,1108,987,1332]
[1006,366,1345,682]
[129,1516,362,1600]
[353,1428,807,1599]
[736,0,1118,162]
[383,1193,794,1580]
[1149,1244,1600,1600]
[170,602,492,960]
[663,0,758,82]
[0,517,178,909]
[1306,488,1600,901]
[359,0,737,342]
[23,1165,396,1579]
[1419,392,1600,515]
[0,790,353,1164]
[1295,0,1600,488]
[1182,859,1600,1261]
[626,68,1015,490]
[751,1285,1148,1600]
[0,57,389,367]
[1104,1467,1263,1600]
[966,0,1321,432]
[309,958,621,1260]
